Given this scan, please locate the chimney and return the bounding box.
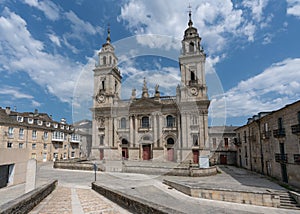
[5,107,11,115]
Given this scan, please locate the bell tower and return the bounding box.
[177,9,210,165]
[93,25,121,106]
[178,9,207,101]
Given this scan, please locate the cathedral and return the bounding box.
[91,12,210,164]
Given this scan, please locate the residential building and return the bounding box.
[0,107,81,162]
[208,126,238,165]
[235,100,300,188]
[73,119,92,158]
[91,12,210,164]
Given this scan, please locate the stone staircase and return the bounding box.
[276,191,300,210]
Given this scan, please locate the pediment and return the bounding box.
[130,98,161,110]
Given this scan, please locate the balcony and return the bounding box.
[275,153,288,163]
[291,124,300,135]
[294,154,300,164]
[273,128,285,138]
[262,131,271,139]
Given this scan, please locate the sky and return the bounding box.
[0,0,300,126]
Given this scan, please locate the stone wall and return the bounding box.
[53,161,105,171]
[0,180,57,214]
[163,179,280,208]
[92,182,184,214]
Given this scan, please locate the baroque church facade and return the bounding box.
[91,13,210,164]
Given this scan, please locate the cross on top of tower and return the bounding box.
[187,4,193,27]
[106,23,111,43]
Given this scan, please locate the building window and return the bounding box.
[19,128,24,140]
[19,143,23,148]
[46,122,51,127]
[166,115,175,127]
[213,138,217,149]
[8,127,14,138]
[63,153,67,159]
[7,142,12,148]
[243,131,247,143]
[17,116,23,122]
[120,118,126,129]
[224,138,229,148]
[64,144,67,150]
[264,122,269,131]
[245,146,248,157]
[44,143,47,150]
[43,132,48,140]
[101,80,105,90]
[141,116,150,128]
[298,111,300,123]
[189,41,194,52]
[103,56,106,65]
[278,117,283,130]
[99,135,104,145]
[52,131,64,140]
[32,143,36,149]
[167,138,174,145]
[192,134,199,146]
[71,152,75,158]
[191,71,196,81]
[32,130,37,140]
[28,118,33,124]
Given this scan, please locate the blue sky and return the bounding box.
[0,0,300,126]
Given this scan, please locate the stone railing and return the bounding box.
[92,182,184,214]
[0,180,57,214]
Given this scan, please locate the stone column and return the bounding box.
[129,116,133,146]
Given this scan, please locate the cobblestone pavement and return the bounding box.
[29,185,130,214]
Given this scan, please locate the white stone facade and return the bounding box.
[91,14,210,164]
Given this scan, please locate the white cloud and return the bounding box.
[211,58,300,118]
[287,0,300,17]
[242,0,269,22]
[0,86,33,99]
[48,33,61,47]
[0,8,82,103]
[119,0,270,55]
[31,100,41,107]
[23,0,61,21]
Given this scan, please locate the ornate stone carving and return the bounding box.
[96,116,105,128]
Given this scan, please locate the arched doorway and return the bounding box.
[121,139,129,160]
[166,138,175,162]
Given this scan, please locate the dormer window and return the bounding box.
[60,124,64,129]
[38,120,43,126]
[46,122,51,127]
[66,126,69,130]
[17,116,23,122]
[53,123,58,128]
[28,118,33,124]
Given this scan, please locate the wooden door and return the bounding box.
[220,155,227,164]
[143,145,151,160]
[122,148,128,160]
[193,150,199,164]
[99,149,104,160]
[167,148,174,161]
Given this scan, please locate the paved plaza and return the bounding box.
[0,162,299,213]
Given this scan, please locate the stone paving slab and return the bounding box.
[29,185,131,214]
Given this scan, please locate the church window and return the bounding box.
[213,138,216,149]
[189,42,194,52]
[102,80,105,90]
[166,115,175,127]
[109,56,112,65]
[122,139,128,144]
[141,116,150,128]
[167,138,174,145]
[99,135,104,145]
[103,56,106,65]
[191,71,196,81]
[192,134,199,146]
[120,118,126,129]
[115,81,118,92]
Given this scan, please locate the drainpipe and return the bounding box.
[248,126,253,171]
